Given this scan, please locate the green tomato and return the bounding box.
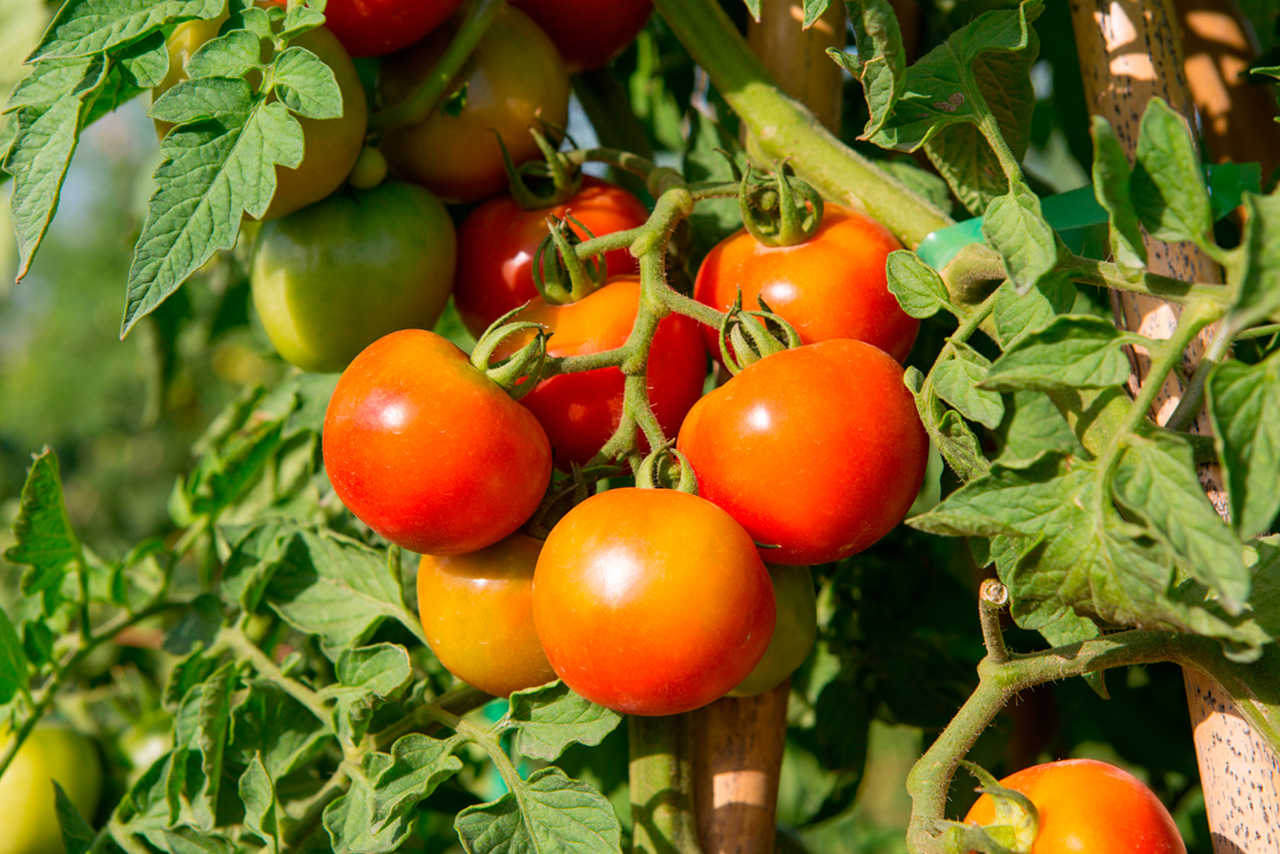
[729,563,817,697]
[0,725,103,854]
[250,181,457,373]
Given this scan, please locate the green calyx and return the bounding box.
[635,444,699,494]
[716,294,802,375]
[739,162,824,248]
[471,307,549,399]
[533,214,608,305]
[503,122,585,210]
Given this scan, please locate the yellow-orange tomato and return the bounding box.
[965,759,1186,854]
[416,533,556,697]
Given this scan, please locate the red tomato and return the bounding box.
[509,0,652,72]
[323,0,463,57]
[676,340,928,565]
[323,329,552,555]
[694,204,917,363]
[454,178,650,339]
[416,532,556,697]
[965,759,1186,854]
[533,487,775,715]
[498,276,707,469]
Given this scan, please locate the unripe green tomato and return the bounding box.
[153,8,368,221]
[729,563,817,697]
[0,725,103,854]
[250,181,457,373]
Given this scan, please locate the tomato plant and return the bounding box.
[416,532,556,698]
[964,759,1187,854]
[378,5,571,203]
[453,177,650,339]
[509,0,653,72]
[498,276,707,469]
[728,563,816,697]
[321,0,464,57]
[677,339,929,565]
[694,204,918,363]
[322,329,552,555]
[0,725,102,854]
[250,181,456,373]
[532,487,776,716]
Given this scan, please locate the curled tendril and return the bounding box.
[716,293,803,375]
[471,306,550,399]
[738,161,825,247]
[531,214,608,304]
[635,442,699,494]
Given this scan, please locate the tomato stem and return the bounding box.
[629,714,704,854]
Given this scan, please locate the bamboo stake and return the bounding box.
[1067,1,1280,849]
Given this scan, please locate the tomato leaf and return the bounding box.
[194,664,234,829]
[272,46,343,120]
[454,766,623,854]
[1112,431,1248,613]
[4,448,82,610]
[1130,98,1212,247]
[801,0,830,28]
[0,608,31,706]
[1089,115,1146,269]
[229,682,332,779]
[220,521,301,613]
[981,182,1056,294]
[160,827,237,854]
[886,250,953,319]
[369,734,465,827]
[1223,192,1280,332]
[237,755,278,846]
[991,273,1075,348]
[1208,353,1280,541]
[931,347,1005,430]
[26,0,225,62]
[324,644,413,742]
[983,316,1137,393]
[507,681,624,762]
[117,31,169,88]
[841,0,904,140]
[995,391,1086,466]
[52,782,96,854]
[185,29,265,81]
[908,367,990,484]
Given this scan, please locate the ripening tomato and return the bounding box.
[323,329,552,555]
[153,9,368,221]
[250,181,457,373]
[533,487,776,715]
[416,532,557,697]
[509,0,652,72]
[496,276,707,469]
[728,563,817,697]
[676,340,928,565]
[694,205,917,363]
[965,759,1186,854]
[379,5,570,204]
[322,0,463,57]
[0,725,102,854]
[454,178,650,339]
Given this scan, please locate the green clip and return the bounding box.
[915,162,1261,271]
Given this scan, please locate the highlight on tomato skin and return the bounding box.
[964,758,1187,854]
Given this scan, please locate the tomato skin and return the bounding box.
[964,759,1187,854]
[323,329,552,555]
[509,0,652,72]
[454,178,650,339]
[676,340,928,565]
[379,6,571,204]
[153,12,368,221]
[251,181,457,373]
[533,488,776,716]
[694,205,917,363]
[322,0,463,57]
[416,532,557,697]
[728,563,817,697]
[499,276,707,469]
[0,725,103,854]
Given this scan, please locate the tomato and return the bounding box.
[323,329,552,555]
[250,181,457,373]
[694,204,917,363]
[533,487,775,716]
[964,758,1186,854]
[322,0,463,57]
[416,532,557,697]
[0,724,103,854]
[497,276,707,469]
[153,9,368,221]
[676,339,928,565]
[379,6,570,204]
[728,563,817,697]
[453,178,650,339]
[509,0,652,72]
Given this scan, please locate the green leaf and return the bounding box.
[238,756,278,846]
[886,249,952,319]
[178,390,287,519]
[1208,354,1280,540]
[4,448,82,604]
[196,665,234,828]
[742,0,761,22]
[279,4,327,40]
[323,753,415,854]
[371,734,465,825]
[28,0,225,61]
[53,784,95,854]
[996,391,1085,466]
[843,0,904,139]
[801,0,831,28]
[981,182,1056,294]
[909,452,1077,539]
[0,609,30,705]
[991,273,1076,348]
[930,347,1005,430]
[117,31,169,88]
[454,767,624,854]
[271,46,343,119]
[122,83,305,336]
[909,367,989,483]
[681,108,743,264]
[229,682,331,778]
[1130,98,1212,245]
[507,681,624,762]
[185,29,264,81]
[1112,431,1248,611]
[325,644,413,741]
[983,316,1134,392]
[1224,192,1280,331]
[221,521,300,612]
[160,827,237,854]
[1090,115,1146,268]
